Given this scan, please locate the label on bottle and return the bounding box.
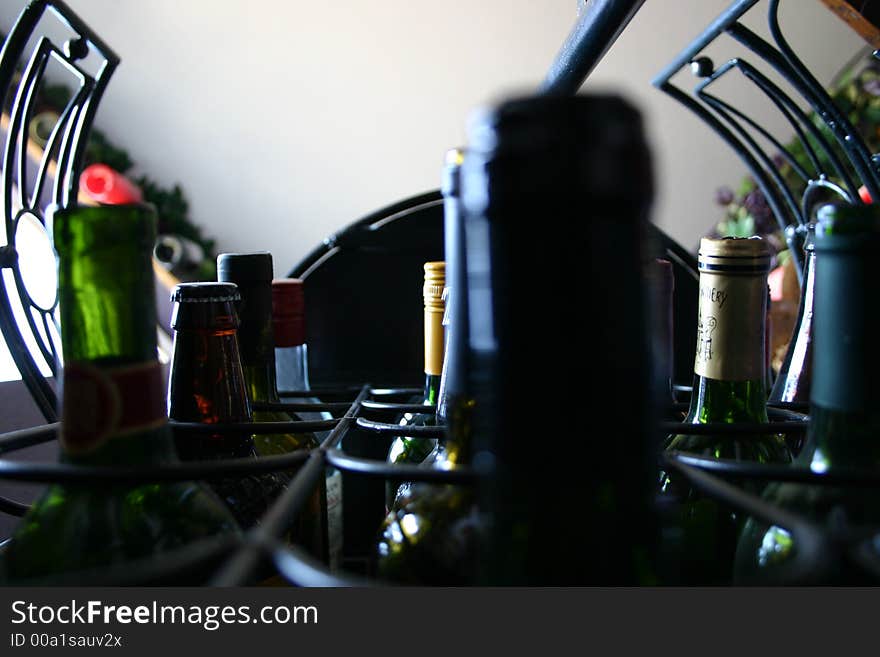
[60,360,167,453]
[694,273,766,381]
[326,469,344,571]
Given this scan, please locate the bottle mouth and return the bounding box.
[814,202,880,251]
[698,236,771,275]
[217,252,274,282]
[172,282,241,304]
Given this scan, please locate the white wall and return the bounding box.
[1,0,866,273]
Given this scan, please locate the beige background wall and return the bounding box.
[0,0,867,273]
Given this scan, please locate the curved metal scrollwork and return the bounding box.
[0,0,118,420]
[653,0,879,283]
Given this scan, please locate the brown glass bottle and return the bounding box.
[167,282,287,530]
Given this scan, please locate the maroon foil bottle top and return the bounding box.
[272,278,306,347]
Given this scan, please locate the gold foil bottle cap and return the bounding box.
[423,261,446,311]
[698,236,771,275]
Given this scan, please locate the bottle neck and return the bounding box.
[690,269,768,422]
[275,343,312,393]
[807,222,880,470]
[769,246,816,403]
[243,361,281,404]
[422,371,441,406]
[686,376,768,424]
[168,328,254,460]
[52,204,172,465]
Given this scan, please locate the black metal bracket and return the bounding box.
[0,0,119,421]
[652,0,879,281]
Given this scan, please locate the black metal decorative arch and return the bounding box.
[652,0,880,282]
[0,0,118,421]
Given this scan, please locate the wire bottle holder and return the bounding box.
[2,0,880,585]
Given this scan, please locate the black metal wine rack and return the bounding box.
[3,0,880,585]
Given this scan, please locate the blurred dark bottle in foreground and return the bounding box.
[1,204,239,583]
[167,282,287,530]
[384,261,446,509]
[464,94,658,584]
[735,203,880,584]
[272,278,343,571]
[660,237,790,584]
[218,252,328,564]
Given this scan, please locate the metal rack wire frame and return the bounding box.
[0,0,119,422]
[652,0,880,282]
[2,384,880,585]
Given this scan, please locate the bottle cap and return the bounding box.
[272,278,306,347]
[466,95,652,207]
[424,261,446,310]
[815,202,880,252]
[216,252,274,282]
[172,282,240,303]
[442,148,465,197]
[698,236,771,275]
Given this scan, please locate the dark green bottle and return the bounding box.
[0,204,239,583]
[167,282,287,530]
[375,151,483,585]
[217,252,328,564]
[464,95,659,585]
[661,236,790,584]
[375,386,482,585]
[734,203,880,584]
[385,261,445,509]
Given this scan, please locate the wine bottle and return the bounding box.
[375,365,483,585]
[217,252,328,564]
[384,261,445,509]
[436,148,466,428]
[272,277,343,571]
[660,236,790,585]
[0,204,239,582]
[769,224,816,410]
[734,203,880,584]
[167,281,287,530]
[154,234,206,280]
[464,94,658,584]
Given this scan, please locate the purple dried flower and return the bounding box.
[742,188,776,234]
[715,186,735,206]
[863,77,880,97]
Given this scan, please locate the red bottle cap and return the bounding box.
[79,164,144,205]
[272,278,306,347]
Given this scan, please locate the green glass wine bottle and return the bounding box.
[167,282,287,530]
[660,236,790,585]
[384,261,445,509]
[217,252,328,564]
[272,278,343,571]
[734,203,880,584]
[375,381,482,585]
[375,150,484,585]
[0,204,239,583]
